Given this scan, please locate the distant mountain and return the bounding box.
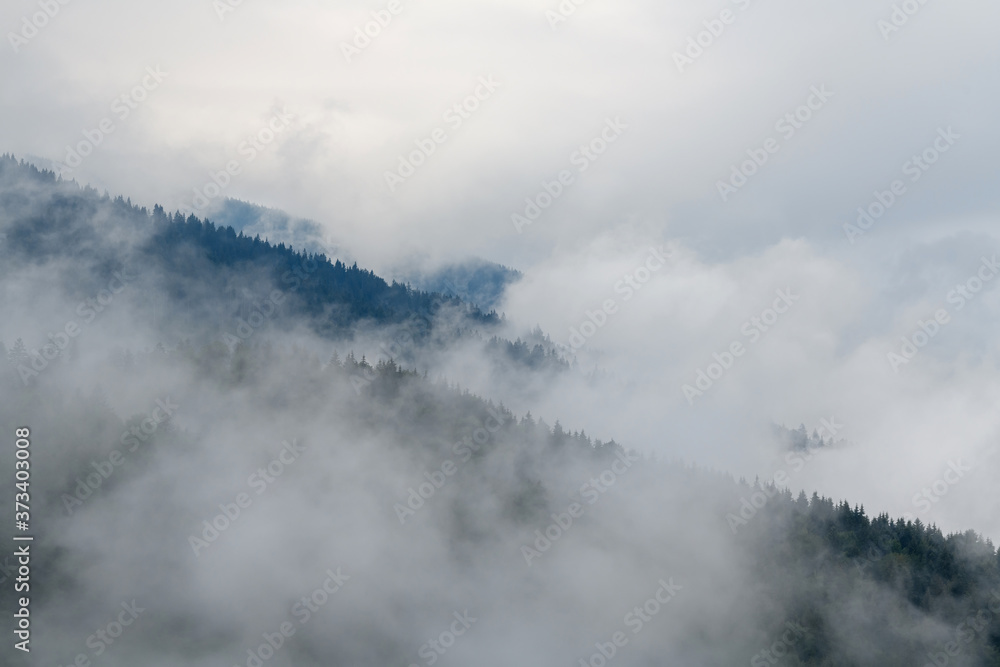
[199,198,346,262]
[196,198,521,312]
[207,198,523,315]
[399,258,522,312]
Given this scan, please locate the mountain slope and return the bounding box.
[0,155,998,666]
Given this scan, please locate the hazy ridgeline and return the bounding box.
[1,158,999,666]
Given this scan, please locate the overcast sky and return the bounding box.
[3,0,1000,538]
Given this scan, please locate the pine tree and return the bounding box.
[7,338,28,367]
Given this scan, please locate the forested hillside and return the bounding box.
[2,341,998,665]
[1,156,998,666]
[0,156,565,374]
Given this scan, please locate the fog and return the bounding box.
[2,0,1000,663]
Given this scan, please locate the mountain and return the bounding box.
[200,198,522,312]
[398,257,523,312]
[0,156,566,375]
[1,156,998,666]
[197,197,344,262]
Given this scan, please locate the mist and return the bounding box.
[2,0,1000,663]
